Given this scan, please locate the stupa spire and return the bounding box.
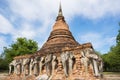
[56,2,64,21]
[58,2,63,17]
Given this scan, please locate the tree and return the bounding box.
[102,26,120,72]
[0,37,38,70]
[95,51,102,56]
[116,30,120,44]
[0,57,8,71]
[101,54,110,71]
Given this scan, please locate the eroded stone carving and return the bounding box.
[51,55,57,75]
[80,50,90,76]
[9,59,17,74]
[44,54,53,76]
[68,52,74,75]
[22,58,30,75]
[33,57,39,76]
[8,47,103,80]
[6,3,103,80]
[16,59,23,75]
[61,51,74,77]
[39,56,45,74]
[29,57,34,75]
[84,48,101,77]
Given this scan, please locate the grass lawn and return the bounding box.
[103,72,120,75]
[0,70,8,73]
[103,72,120,80]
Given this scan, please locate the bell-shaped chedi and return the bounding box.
[7,3,103,80]
[38,4,79,55]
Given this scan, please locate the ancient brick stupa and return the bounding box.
[6,3,103,80]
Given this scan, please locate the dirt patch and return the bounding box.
[0,72,8,80]
[0,72,120,80]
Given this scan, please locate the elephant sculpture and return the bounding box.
[84,48,101,76]
[44,54,53,76]
[97,56,103,77]
[80,50,90,75]
[15,59,23,74]
[51,55,57,75]
[33,57,39,76]
[48,55,57,80]
[61,51,74,76]
[29,57,34,75]
[9,59,17,74]
[68,52,74,74]
[22,58,30,75]
[9,59,23,75]
[39,56,45,74]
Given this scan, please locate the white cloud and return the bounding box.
[0,36,8,54]
[63,0,120,19]
[7,0,120,20]
[0,0,119,54]
[79,32,116,53]
[12,23,36,39]
[0,14,13,54]
[6,0,120,40]
[8,0,59,21]
[0,14,15,34]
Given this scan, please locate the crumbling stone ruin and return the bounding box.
[6,3,103,80]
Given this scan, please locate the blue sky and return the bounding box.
[0,0,120,54]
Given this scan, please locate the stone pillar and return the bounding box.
[25,64,29,76]
[93,59,99,76]
[16,65,21,75]
[14,65,17,74]
[34,63,38,76]
[29,62,33,75]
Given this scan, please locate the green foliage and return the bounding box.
[0,37,38,70]
[102,28,120,72]
[95,51,102,56]
[116,30,120,45]
[0,57,8,70]
[102,54,110,71]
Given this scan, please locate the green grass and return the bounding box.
[0,70,8,74]
[103,72,120,75]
